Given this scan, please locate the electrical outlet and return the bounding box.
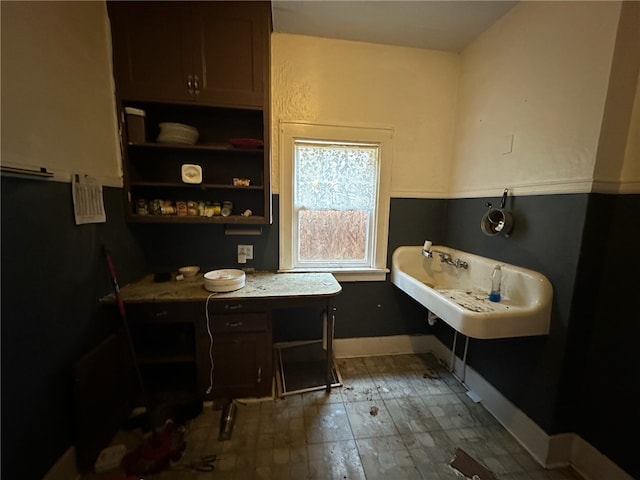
[238,244,253,260]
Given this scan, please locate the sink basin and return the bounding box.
[391,246,552,339]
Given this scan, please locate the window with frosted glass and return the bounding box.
[294,141,379,267]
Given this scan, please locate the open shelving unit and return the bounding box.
[120,101,271,224]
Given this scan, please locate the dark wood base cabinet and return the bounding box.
[123,301,272,402]
[103,272,341,404]
[197,309,273,399]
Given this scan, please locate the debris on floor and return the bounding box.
[94,444,127,473]
[369,406,379,416]
[172,454,217,473]
[449,448,498,480]
[423,367,442,379]
[121,420,186,475]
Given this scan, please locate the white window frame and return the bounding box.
[279,121,394,282]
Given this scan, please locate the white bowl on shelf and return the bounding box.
[157,122,199,145]
[203,269,246,292]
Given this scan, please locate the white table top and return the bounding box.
[106,271,341,303]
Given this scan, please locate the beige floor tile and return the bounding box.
[81,353,583,480]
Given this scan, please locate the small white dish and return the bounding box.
[181,164,202,184]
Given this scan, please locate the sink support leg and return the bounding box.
[450,331,458,373]
[462,335,469,383]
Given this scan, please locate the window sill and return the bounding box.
[277,268,389,282]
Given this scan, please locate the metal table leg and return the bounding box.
[325,304,335,391]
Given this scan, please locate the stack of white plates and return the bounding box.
[157,122,199,145]
[203,269,246,292]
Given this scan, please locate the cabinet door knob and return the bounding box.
[257,366,262,383]
[193,75,200,96]
[187,75,194,95]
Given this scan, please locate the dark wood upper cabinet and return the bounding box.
[108,1,269,108]
[107,1,272,225]
[191,2,266,108]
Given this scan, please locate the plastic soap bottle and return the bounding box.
[489,265,502,302]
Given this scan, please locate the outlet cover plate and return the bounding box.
[238,245,253,260]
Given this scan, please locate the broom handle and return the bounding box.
[102,245,153,421]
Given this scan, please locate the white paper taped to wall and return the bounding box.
[72,173,106,225]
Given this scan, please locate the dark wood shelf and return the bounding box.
[128,181,263,190]
[128,142,264,155]
[137,354,196,365]
[127,213,269,224]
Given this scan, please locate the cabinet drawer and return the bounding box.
[125,302,195,324]
[208,300,268,314]
[210,313,268,333]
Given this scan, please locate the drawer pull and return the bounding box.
[257,366,262,383]
[154,310,169,318]
[225,320,244,328]
[225,304,243,311]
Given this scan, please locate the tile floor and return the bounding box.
[85,353,583,480]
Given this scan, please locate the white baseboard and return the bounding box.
[335,334,632,480]
[42,445,79,480]
[569,435,634,480]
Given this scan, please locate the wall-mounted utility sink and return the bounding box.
[391,246,552,339]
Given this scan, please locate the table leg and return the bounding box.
[326,303,335,391]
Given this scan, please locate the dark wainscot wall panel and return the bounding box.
[1,177,148,479]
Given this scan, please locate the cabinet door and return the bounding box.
[190,1,269,108]
[108,2,193,102]
[211,332,271,398]
[123,302,199,400]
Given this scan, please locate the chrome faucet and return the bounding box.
[422,247,468,269]
[454,258,469,269]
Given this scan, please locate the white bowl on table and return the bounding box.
[178,266,200,278]
[203,269,246,292]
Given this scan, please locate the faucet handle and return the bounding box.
[456,259,469,269]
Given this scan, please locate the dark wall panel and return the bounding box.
[437,194,588,432]
[129,196,280,273]
[1,177,147,480]
[571,194,640,478]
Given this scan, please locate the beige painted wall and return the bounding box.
[451,1,623,197]
[2,2,633,197]
[594,1,640,193]
[1,1,121,186]
[621,73,640,190]
[271,33,460,197]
